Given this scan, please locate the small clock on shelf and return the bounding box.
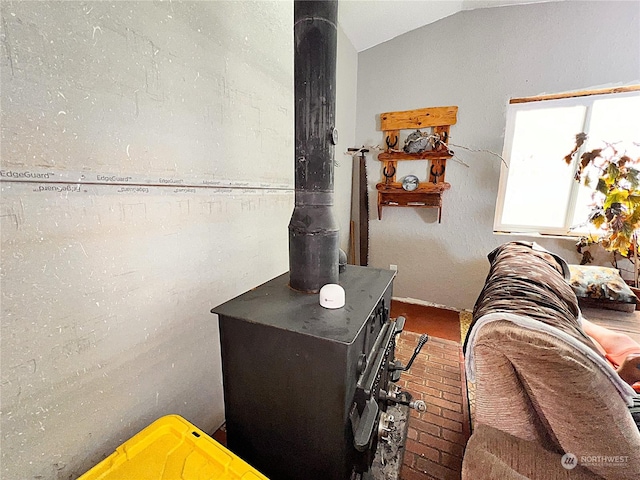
[401,175,419,191]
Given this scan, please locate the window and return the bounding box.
[494,87,640,237]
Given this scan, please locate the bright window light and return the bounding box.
[495,89,640,237]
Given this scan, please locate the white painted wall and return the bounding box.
[335,25,359,252]
[0,1,363,478]
[356,0,640,310]
[1,1,358,477]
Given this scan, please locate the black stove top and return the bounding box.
[212,265,396,344]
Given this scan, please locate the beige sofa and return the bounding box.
[462,242,640,479]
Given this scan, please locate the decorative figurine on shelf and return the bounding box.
[404,130,434,153]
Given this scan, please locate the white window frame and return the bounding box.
[494,86,640,237]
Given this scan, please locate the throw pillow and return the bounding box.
[569,265,638,312]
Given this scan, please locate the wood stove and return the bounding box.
[211,2,427,478]
[212,266,427,479]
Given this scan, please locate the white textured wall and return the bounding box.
[356,1,640,310]
[335,25,358,252]
[0,1,297,478]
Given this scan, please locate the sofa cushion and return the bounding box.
[569,265,637,312]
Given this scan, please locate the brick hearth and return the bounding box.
[395,331,470,480]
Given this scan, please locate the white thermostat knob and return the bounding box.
[319,284,345,309]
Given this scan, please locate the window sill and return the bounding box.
[493,230,583,241]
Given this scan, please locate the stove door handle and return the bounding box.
[394,316,405,334]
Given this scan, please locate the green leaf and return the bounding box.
[591,213,606,229]
[610,234,631,257]
[628,207,640,228]
[628,195,640,207]
[607,161,620,179]
[604,190,629,209]
[596,178,608,194]
[626,168,640,190]
[622,220,635,239]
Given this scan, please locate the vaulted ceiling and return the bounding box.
[338,0,557,52]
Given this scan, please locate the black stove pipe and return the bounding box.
[289,0,340,293]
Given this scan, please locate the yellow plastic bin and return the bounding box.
[78,414,268,480]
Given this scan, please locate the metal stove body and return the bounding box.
[213,266,425,480]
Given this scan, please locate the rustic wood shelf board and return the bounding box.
[377,151,453,161]
[380,106,458,131]
[376,182,451,193]
[376,105,458,222]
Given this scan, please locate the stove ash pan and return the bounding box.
[212,266,428,480]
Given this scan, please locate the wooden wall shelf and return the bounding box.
[376,182,451,194]
[377,106,458,222]
[377,151,453,162]
[376,182,451,222]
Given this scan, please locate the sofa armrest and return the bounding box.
[462,424,601,480]
[472,321,640,479]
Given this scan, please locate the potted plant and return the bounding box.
[565,133,640,287]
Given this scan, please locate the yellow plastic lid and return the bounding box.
[78,414,268,480]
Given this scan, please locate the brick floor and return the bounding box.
[213,328,471,480]
[395,331,471,480]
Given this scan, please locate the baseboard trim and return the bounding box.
[392,296,460,313]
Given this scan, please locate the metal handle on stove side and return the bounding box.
[389,333,429,372]
[404,334,429,371]
[380,389,427,412]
